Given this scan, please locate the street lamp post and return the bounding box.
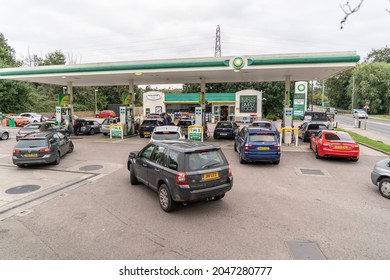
[94,89,98,115]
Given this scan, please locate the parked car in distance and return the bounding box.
[127,141,233,212]
[4,115,30,127]
[0,129,9,140]
[326,107,338,114]
[12,131,74,167]
[19,112,48,122]
[150,126,185,142]
[139,119,163,138]
[177,119,195,138]
[298,121,328,142]
[96,110,116,118]
[234,127,281,164]
[353,109,368,119]
[148,113,162,119]
[213,121,240,139]
[309,130,359,161]
[371,157,390,199]
[16,122,68,141]
[301,111,328,124]
[101,117,120,135]
[79,120,102,135]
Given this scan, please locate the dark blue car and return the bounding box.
[213,121,239,139]
[234,127,281,164]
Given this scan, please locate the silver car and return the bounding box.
[371,157,390,199]
[0,129,9,140]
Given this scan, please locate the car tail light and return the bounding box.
[322,143,329,147]
[354,144,359,148]
[273,145,280,150]
[12,149,21,153]
[244,144,254,150]
[176,172,188,185]
[228,164,232,177]
[39,147,50,153]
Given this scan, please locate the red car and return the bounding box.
[96,110,116,118]
[310,130,359,161]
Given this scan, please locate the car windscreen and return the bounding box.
[248,134,277,142]
[152,132,180,140]
[24,124,41,130]
[15,139,47,148]
[325,133,354,141]
[186,150,225,171]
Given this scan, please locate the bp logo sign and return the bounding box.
[232,57,245,70]
[295,81,308,94]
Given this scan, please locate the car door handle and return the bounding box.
[142,163,147,167]
[155,168,160,171]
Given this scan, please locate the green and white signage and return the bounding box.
[293,81,308,120]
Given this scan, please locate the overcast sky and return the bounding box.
[1,0,389,64]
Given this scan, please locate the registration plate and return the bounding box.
[258,147,270,150]
[144,132,150,135]
[220,133,227,136]
[335,145,348,149]
[24,153,38,157]
[203,171,219,181]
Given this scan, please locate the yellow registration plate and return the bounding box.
[144,132,150,135]
[258,147,270,150]
[24,153,38,157]
[203,171,219,181]
[335,145,348,149]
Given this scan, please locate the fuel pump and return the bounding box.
[282,108,293,144]
[55,105,73,133]
[119,106,133,136]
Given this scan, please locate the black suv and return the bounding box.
[177,119,195,138]
[127,141,233,212]
[139,119,163,138]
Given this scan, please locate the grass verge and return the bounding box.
[336,128,390,155]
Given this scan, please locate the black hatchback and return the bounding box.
[12,131,74,167]
[139,119,163,138]
[213,121,240,139]
[127,141,233,212]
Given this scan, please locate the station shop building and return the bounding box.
[143,89,263,122]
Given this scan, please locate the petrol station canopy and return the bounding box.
[0,51,360,87]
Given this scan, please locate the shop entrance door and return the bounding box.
[220,106,228,121]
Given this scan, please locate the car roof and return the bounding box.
[155,140,220,152]
[21,131,55,139]
[154,126,180,132]
[252,120,271,123]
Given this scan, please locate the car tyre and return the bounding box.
[272,160,280,165]
[212,193,225,201]
[1,132,9,140]
[89,128,95,135]
[379,178,390,199]
[68,142,74,154]
[159,184,176,212]
[139,132,144,138]
[16,164,25,168]
[103,133,108,136]
[315,146,321,159]
[53,151,61,165]
[239,151,246,164]
[130,164,139,185]
[350,157,359,162]
[234,142,237,152]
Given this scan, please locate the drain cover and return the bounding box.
[300,168,324,176]
[79,165,103,171]
[287,241,326,260]
[5,185,41,194]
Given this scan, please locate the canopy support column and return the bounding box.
[284,76,291,108]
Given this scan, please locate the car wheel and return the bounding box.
[89,128,95,135]
[1,132,9,140]
[139,132,144,138]
[214,134,219,139]
[234,142,237,152]
[315,146,321,159]
[53,151,61,165]
[212,193,225,201]
[379,178,390,199]
[129,164,139,185]
[272,160,280,165]
[16,164,25,168]
[68,142,74,154]
[239,151,246,164]
[350,157,359,162]
[103,133,108,136]
[158,184,176,212]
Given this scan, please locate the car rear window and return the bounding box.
[252,122,271,128]
[24,124,41,130]
[142,120,158,125]
[178,121,192,126]
[308,124,327,130]
[16,139,47,148]
[216,122,232,128]
[248,134,277,142]
[186,150,225,171]
[325,133,353,141]
[153,131,180,140]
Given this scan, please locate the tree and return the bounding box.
[325,68,354,109]
[348,62,390,114]
[0,33,18,67]
[365,46,390,63]
[41,50,66,66]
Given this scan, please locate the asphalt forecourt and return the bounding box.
[0,125,389,260]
